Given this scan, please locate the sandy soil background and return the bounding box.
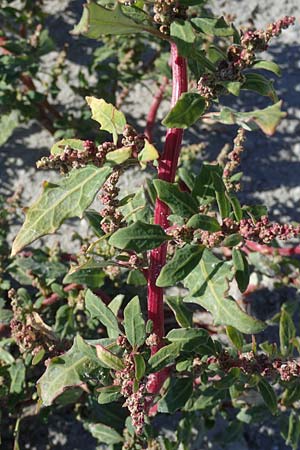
[1,0,300,448]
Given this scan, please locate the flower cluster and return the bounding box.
[9,289,56,356]
[153,0,187,34]
[37,140,116,173]
[222,216,300,244]
[198,16,295,100]
[218,350,300,382]
[122,124,145,155]
[223,127,246,190]
[99,170,124,234]
[113,351,146,435]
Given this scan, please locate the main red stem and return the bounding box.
[147,43,187,394]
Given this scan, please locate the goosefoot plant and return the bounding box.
[10,1,300,448]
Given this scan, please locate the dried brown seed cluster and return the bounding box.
[153,0,187,34]
[37,140,116,173]
[122,124,145,154]
[99,169,124,234]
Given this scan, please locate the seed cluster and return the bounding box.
[9,289,55,356]
[37,140,116,173]
[113,350,146,435]
[223,127,246,190]
[99,169,124,234]
[218,350,300,382]
[198,16,295,100]
[153,0,187,34]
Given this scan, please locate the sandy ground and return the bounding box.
[1,0,300,448]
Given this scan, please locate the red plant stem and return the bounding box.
[145,76,169,143]
[147,42,187,395]
[244,240,300,256]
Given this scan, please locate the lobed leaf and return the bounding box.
[183,249,265,333]
[86,97,126,144]
[12,165,112,256]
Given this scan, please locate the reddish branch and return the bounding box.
[245,240,300,256]
[147,42,187,395]
[145,76,169,143]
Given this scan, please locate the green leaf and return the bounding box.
[220,81,241,96]
[85,290,120,338]
[108,294,124,315]
[232,248,249,293]
[85,209,103,237]
[222,233,243,248]
[226,325,244,350]
[134,354,146,381]
[158,377,193,413]
[97,386,121,404]
[63,260,106,288]
[72,2,147,37]
[285,411,300,450]
[257,378,277,415]
[209,101,286,136]
[138,140,159,163]
[178,167,195,191]
[106,146,132,163]
[170,20,195,57]
[228,195,243,221]
[37,335,101,406]
[162,93,206,129]
[186,214,221,231]
[214,367,240,389]
[0,110,19,146]
[153,179,199,217]
[12,165,112,256]
[191,16,234,36]
[96,344,125,370]
[242,73,277,102]
[86,97,126,144]
[252,60,281,77]
[109,220,168,252]
[9,360,25,394]
[127,269,147,286]
[280,308,296,356]
[148,342,182,371]
[87,423,123,445]
[50,139,85,155]
[156,244,204,287]
[212,172,231,218]
[183,249,265,334]
[123,296,146,349]
[166,296,193,328]
[192,163,221,203]
[166,327,214,353]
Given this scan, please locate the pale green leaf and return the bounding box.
[86,97,126,144]
[12,165,112,256]
[183,249,265,333]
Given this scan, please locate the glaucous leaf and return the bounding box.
[123,296,146,349]
[186,214,221,231]
[63,260,106,288]
[153,179,199,217]
[280,307,296,356]
[166,296,193,328]
[86,423,123,445]
[252,60,281,76]
[98,385,121,404]
[191,16,234,36]
[85,289,120,338]
[148,342,182,371]
[162,93,206,129]
[38,335,102,406]
[0,110,19,146]
[183,249,265,333]
[12,165,112,256]
[156,244,204,287]
[158,377,193,413]
[232,248,249,293]
[72,2,147,38]
[109,220,168,252]
[86,97,126,144]
[242,73,277,102]
[96,344,125,370]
